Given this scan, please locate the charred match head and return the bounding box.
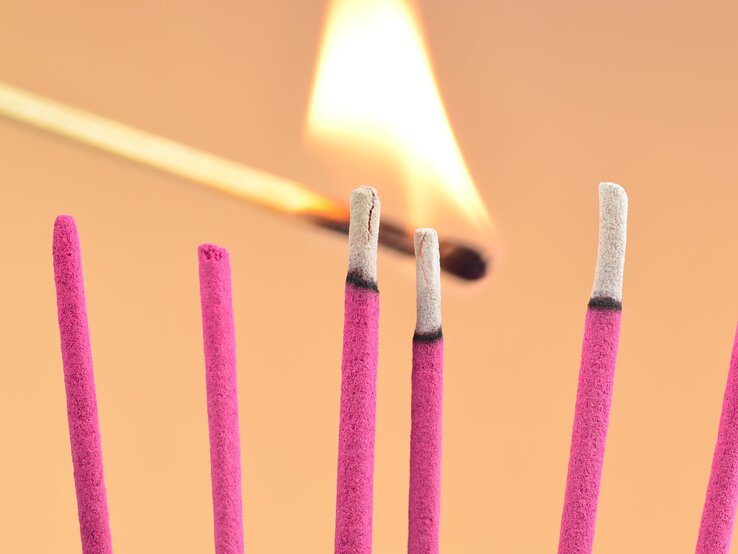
[0,82,489,281]
[437,240,487,281]
[414,228,442,340]
[591,182,628,307]
[312,207,487,282]
[347,186,380,289]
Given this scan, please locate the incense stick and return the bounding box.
[198,244,244,554]
[558,182,628,554]
[408,229,444,554]
[52,215,113,554]
[0,81,487,280]
[334,186,380,554]
[696,325,738,553]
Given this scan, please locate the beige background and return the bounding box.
[2,1,738,552]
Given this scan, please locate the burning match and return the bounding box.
[558,182,628,554]
[0,81,488,280]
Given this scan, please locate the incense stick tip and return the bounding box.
[592,182,628,301]
[415,227,437,241]
[53,214,77,234]
[415,228,442,335]
[600,181,624,193]
[350,186,379,233]
[198,243,229,264]
[348,186,380,283]
[599,182,627,210]
[414,228,439,262]
[52,215,80,252]
[351,184,377,198]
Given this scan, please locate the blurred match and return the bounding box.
[0,81,488,281]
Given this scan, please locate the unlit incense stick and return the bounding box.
[198,244,244,554]
[0,81,487,280]
[696,325,738,553]
[558,183,628,554]
[52,216,113,554]
[334,186,380,554]
[408,229,444,554]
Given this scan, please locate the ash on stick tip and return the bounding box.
[592,182,628,302]
[415,228,442,335]
[198,243,229,263]
[348,186,380,283]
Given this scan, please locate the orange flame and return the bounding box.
[307,0,490,228]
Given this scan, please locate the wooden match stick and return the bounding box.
[0,81,487,281]
[198,244,244,554]
[334,186,381,554]
[52,216,113,554]
[558,183,628,554]
[696,325,738,553]
[408,229,444,554]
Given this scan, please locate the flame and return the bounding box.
[307,0,490,228]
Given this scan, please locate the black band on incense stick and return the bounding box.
[413,328,443,343]
[588,296,622,311]
[346,272,379,292]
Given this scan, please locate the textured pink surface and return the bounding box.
[52,216,113,554]
[335,282,380,554]
[558,306,622,554]
[198,244,244,554]
[696,325,738,554]
[408,338,444,554]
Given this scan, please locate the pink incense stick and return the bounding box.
[558,183,628,554]
[335,186,381,554]
[696,325,738,553]
[408,229,444,554]
[52,215,113,554]
[198,244,244,554]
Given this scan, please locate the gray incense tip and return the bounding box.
[348,186,380,283]
[415,228,442,334]
[591,182,628,301]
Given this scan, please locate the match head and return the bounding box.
[439,241,488,281]
[348,186,380,284]
[592,182,628,302]
[415,228,442,335]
